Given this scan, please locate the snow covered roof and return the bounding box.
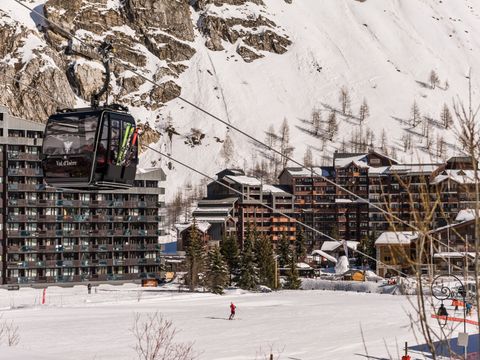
[368,166,390,176]
[175,222,211,234]
[296,262,314,269]
[281,167,334,178]
[433,252,476,259]
[321,241,359,252]
[335,198,353,203]
[334,154,369,168]
[311,250,338,263]
[262,184,291,195]
[374,231,418,245]
[193,216,231,224]
[389,164,439,175]
[431,169,480,185]
[224,175,261,186]
[193,207,232,214]
[455,209,478,222]
[197,197,237,206]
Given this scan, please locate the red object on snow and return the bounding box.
[41,288,46,305]
[431,314,479,326]
[401,356,411,360]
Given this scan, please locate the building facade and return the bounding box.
[194,169,297,246]
[0,107,167,285]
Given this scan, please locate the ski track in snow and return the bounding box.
[1,284,477,360]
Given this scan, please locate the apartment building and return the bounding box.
[194,169,296,246]
[0,107,167,285]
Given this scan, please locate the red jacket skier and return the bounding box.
[229,302,236,320]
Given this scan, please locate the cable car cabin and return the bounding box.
[42,108,138,190]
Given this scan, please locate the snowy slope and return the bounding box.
[154,0,480,196]
[2,0,480,199]
[1,284,476,359]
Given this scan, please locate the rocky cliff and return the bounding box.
[0,0,289,121]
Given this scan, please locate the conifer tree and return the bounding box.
[185,220,205,291]
[206,246,229,294]
[220,234,240,285]
[358,98,370,123]
[284,253,301,290]
[295,228,307,261]
[255,235,277,289]
[276,232,291,268]
[238,226,258,290]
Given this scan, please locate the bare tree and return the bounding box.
[411,100,421,127]
[303,147,313,168]
[279,118,294,169]
[339,86,351,115]
[359,98,370,123]
[311,108,322,135]
[440,103,453,129]
[0,316,20,347]
[380,128,388,154]
[131,312,196,360]
[220,133,234,165]
[429,70,440,89]
[327,111,338,140]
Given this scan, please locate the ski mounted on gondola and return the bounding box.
[41,41,139,190]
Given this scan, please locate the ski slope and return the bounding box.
[0,284,478,359]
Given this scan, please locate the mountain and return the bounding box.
[1,0,480,200]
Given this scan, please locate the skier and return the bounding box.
[229,302,236,320]
[466,302,473,316]
[87,283,92,295]
[437,303,448,317]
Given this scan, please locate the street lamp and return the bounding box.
[431,274,468,359]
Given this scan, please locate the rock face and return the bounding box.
[194,0,291,62]
[0,0,291,122]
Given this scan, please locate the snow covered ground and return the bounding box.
[0,284,477,359]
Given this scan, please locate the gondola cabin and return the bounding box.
[41,107,138,190]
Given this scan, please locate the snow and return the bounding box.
[335,255,349,274]
[224,175,261,186]
[375,231,418,245]
[321,240,359,252]
[155,0,480,199]
[433,252,476,259]
[2,284,476,359]
[175,221,211,234]
[334,154,368,168]
[311,249,337,263]
[455,209,478,222]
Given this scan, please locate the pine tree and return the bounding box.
[284,253,301,290]
[295,228,307,261]
[185,220,205,291]
[238,227,258,290]
[220,234,240,285]
[440,103,453,129]
[206,246,229,294]
[276,232,291,268]
[358,98,370,123]
[357,236,376,270]
[254,235,277,289]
